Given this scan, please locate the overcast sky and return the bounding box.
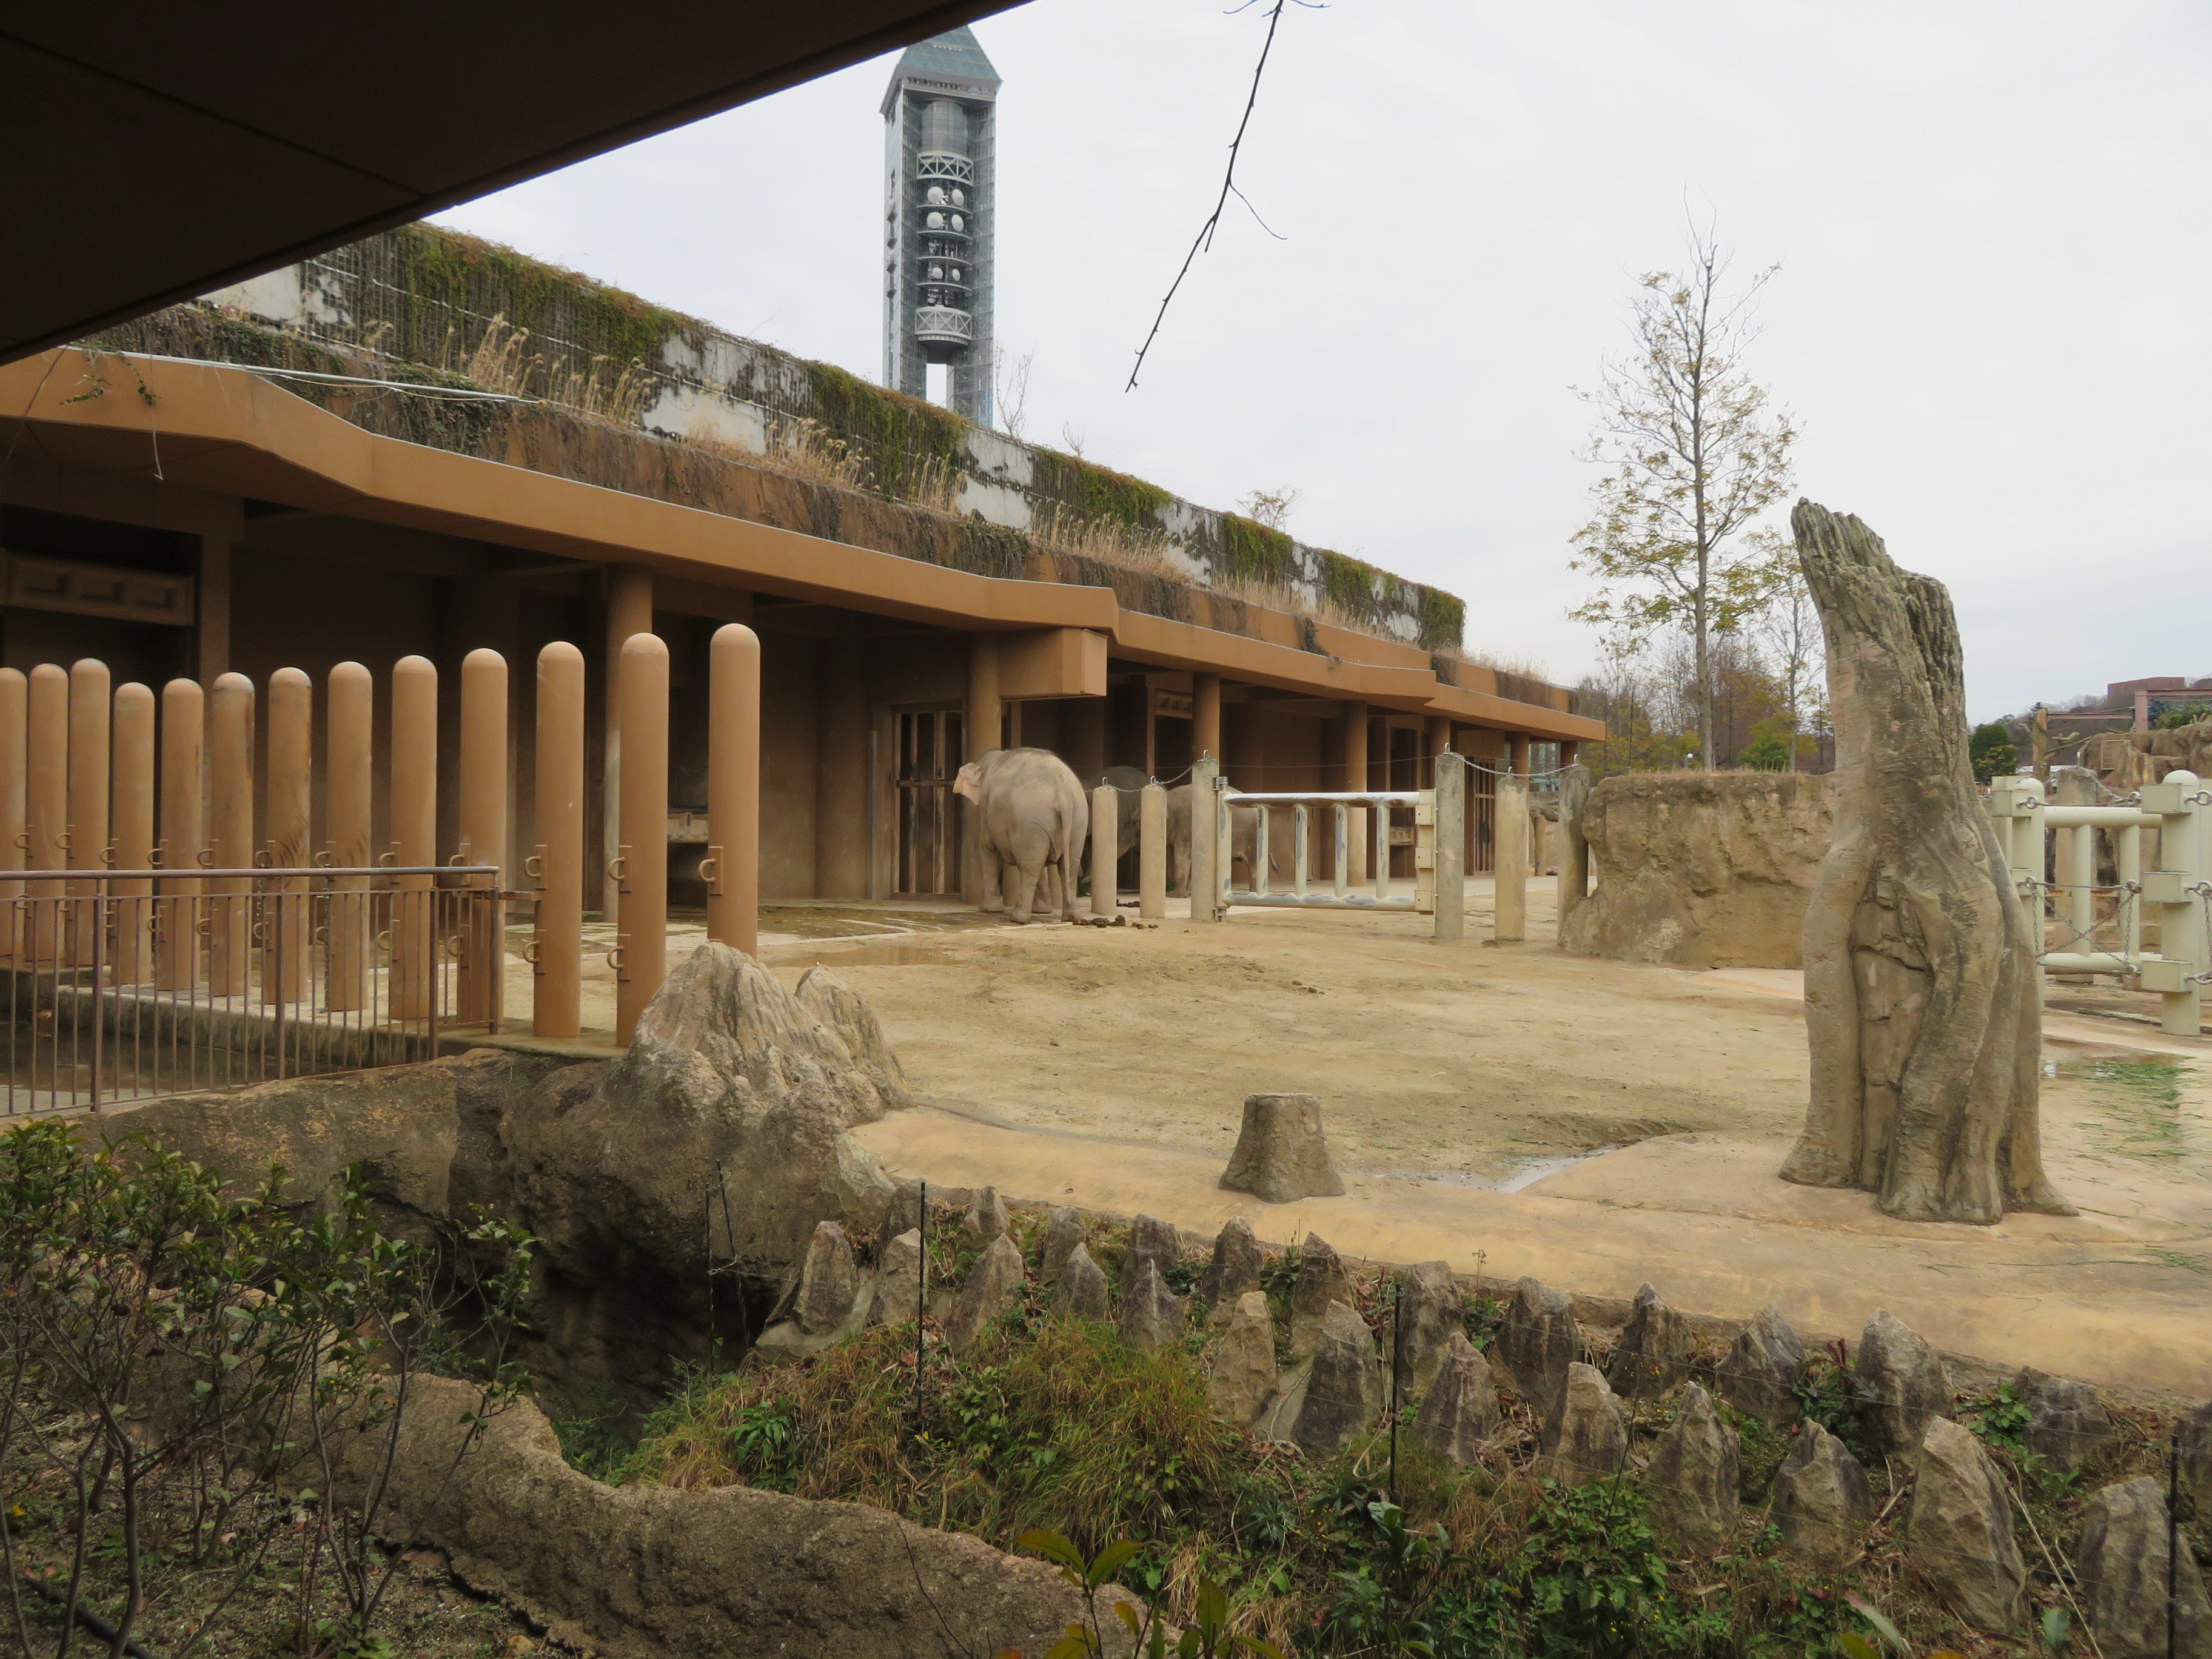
[435,0,2210,723]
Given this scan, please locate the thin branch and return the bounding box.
[1126,0,1295,390]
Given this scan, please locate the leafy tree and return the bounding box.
[2154,702,2212,730]
[1570,226,1798,771]
[1740,725,1792,771]
[1969,722,2017,783]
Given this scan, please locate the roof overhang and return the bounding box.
[1,1,1025,364]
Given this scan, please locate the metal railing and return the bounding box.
[2,866,501,1117]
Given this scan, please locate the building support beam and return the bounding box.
[601,563,654,915]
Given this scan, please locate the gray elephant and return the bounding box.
[1165,783,1270,896]
[953,747,1090,923]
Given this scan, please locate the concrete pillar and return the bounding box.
[1139,781,1167,920]
[1433,749,1464,943]
[196,542,232,685]
[458,649,508,1027]
[1495,772,1529,944]
[708,624,761,956]
[264,668,312,1005]
[207,673,255,997]
[67,659,110,966]
[156,679,203,991]
[1509,732,1530,777]
[614,633,669,1046]
[532,643,586,1039]
[965,634,1002,905]
[1090,782,1117,917]
[389,657,438,1020]
[0,669,22,957]
[1189,757,1220,923]
[111,682,156,987]
[1341,700,1368,888]
[1424,715,1451,781]
[324,663,372,1012]
[1561,741,1581,769]
[25,665,67,962]
[816,640,870,900]
[1193,673,1222,763]
[601,563,654,914]
[1559,763,1592,921]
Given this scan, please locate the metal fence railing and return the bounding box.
[2,866,502,1118]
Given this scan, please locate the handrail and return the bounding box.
[7,866,498,882]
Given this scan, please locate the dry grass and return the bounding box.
[435,312,654,426]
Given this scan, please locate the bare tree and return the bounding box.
[1570,226,1798,770]
[1756,561,1826,769]
[1238,486,1299,529]
[992,348,1032,441]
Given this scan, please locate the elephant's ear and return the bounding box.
[953,760,983,803]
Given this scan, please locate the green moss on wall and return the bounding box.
[1030,452,1175,529]
[1418,588,1466,651]
[1218,514,1299,588]
[390,225,691,368]
[802,360,967,498]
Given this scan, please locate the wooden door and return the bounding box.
[893,706,964,895]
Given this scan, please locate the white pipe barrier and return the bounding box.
[1986,769,2210,1035]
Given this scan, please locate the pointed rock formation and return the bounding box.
[1052,1243,1112,1321]
[1543,1363,1628,1484]
[1207,1291,1278,1426]
[871,1228,923,1327]
[1039,1207,1085,1283]
[1119,1213,1182,1299]
[1219,1092,1346,1203]
[1390,1261,1464,1399]
[794,1220,862,1336]
[945,1234,1026,1356]
[2183,1400,2212,1525]
[1643,1384,1740,1556]
[2016,1367,2111,1473]
[1854,1309,1952,1460]
[965,1185,1008,1244]
[1292,1300,1384,1460]
[1415,1332,1501,1467]
[1905,1417,2027,1635]
[1496,1276,1581,1427]
[2077,1475,2212,1659]
[1607,1282,1694,1401]
[1772,1421,1874,1570]
[1198,1216,1264,1318]
[1289,1233,1359,1358]
[1120,1258,1184,1353]
[795,964,914,1111]
[1719,1304,1804,1428]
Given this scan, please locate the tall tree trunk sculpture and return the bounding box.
[1781,501,2072,1223]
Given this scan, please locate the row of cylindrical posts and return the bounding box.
[1088,780,1168,922]
[0,626,763,1049]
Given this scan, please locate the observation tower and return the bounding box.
[880,27,998,424]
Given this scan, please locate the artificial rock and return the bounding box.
[2016,1366,2111,1473]
[965,1185,1008,1244]
[1607,1282,1695,1400]
[1289,1233,1359,1358]
[1039,1207,1085,1283]
[1051,1243,1112,1322]
[2184,1400,2212,1524]
[1292,1300,1384,1460]
[2076,1475,2212,1659]
[1219,1093,1347,1204]
[1771,1421,1873,1571]
[1905,1417,2027,1635]
[1120,1258,1184,1353]
[871,1228,923,1328]
[1414,1332,1500,1467]
[1543,1363,1629,1485]
[1495,1276,1581,1427]
[945,1235,1025,1356]
[1391,1261,1464,1399]
[1719,1303,1805,1428]
[1642,1384,1740,1557]
[794,965,914,1113]
[1120,1213,1182,1299]
[1854,1309,1953,1460]
[1197,1216,1264,1318]
[793,1221,861,1337]
[1207,1291,1278,1427]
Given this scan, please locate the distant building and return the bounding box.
[881,27,999,423]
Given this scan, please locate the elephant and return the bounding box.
[953,747,1090,924]
[1164,783,1270,896]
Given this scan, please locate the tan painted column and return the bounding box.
[1433,749,1465,943]
[614,633,669,1045]
[1138,781,1167,920]
[601,564,654,915]
[1193,673,1222,764]
[389,657,438,1021]
[25,665,67,962]
[0,669,22,957]
[1494,771,1529,944]
[1560,741,1581,770]
[67,659,110,965]
[532,643,586,1039]
[1341,700,1369,888]
[1509,732,1530,777]
[1424,715,1452,781]
[110,683,156,987]
[324,663,373,1011]
[207,673,255,997]
[264,668,312,1006]
[707,624,761,956]
[815,640,870,900]
[156,679,203,991]
[1090,783,1118,916]
[458,649,508,1027]
[196,543,233,685]
[965,634,1002,907]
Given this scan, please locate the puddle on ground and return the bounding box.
[1403,1145,1623,1193]
[774,943,960,968]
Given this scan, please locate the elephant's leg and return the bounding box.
[979,839,1005,913]
[1005,858,1044,925]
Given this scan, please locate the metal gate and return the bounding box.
[893,708,964,896]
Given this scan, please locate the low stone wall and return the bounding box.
[1561,772,1836,969]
